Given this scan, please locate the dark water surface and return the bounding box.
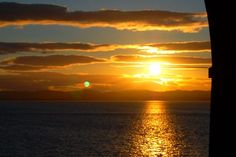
[0,101,210,156]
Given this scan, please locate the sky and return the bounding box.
[0,0,211,93]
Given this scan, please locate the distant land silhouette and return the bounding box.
[0,90,210,101]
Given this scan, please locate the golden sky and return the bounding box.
[0,1,211,92]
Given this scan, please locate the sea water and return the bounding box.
[0,101,210,156]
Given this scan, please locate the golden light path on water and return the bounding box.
[131,101,181,156]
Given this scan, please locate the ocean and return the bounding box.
[0,101,210,156]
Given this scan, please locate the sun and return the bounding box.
[149,62,161,75]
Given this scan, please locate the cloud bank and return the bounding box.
[147,41,210,52]
[0,2,208,32]
[1,55,105,67]
[112,55,211,64]
[0,72,210,91]
[0,42,111,54]
[0,41,210,54]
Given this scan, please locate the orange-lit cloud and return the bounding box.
[0,2,208,32]
[0,42,114,54]
[1,55,106,67]
[0,41,210,54]
[0,72,210,92]
[112,55,211,64]
[144,41,211,53]
[0,64,45,71]
[0,72,123,91]
[0,54,211,72]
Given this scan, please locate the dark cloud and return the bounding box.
[0,42,111,54]
[0,2,207,32]
[0,72,78,91]
[0,64,45,71]
[112,55,211,64]
[0,41,210,55]
[0,71,211,92]
[163,64,210,69]
[1,55,106,66]
[148,41,211,51]
[0,72,122,91]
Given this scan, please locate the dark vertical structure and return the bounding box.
[205,1,235,156]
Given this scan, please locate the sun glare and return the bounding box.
[149,63,161,75]
[84,81,90,88]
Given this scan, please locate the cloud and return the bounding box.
[0,72,123,91]
[0,55,106,67]
[0,2,208,32]
[112,55,211,64]
[147,41,211,52]
[0,42,113,54]
[0,54,211,72]
[0,41,210,54]
[0,64,45,71]
[0,72,78,91]
[0,71,211,92]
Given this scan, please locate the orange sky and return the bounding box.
[0,2,211,92]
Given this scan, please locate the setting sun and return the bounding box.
[149,63,161,75]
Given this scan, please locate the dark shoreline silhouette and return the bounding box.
[0,90,210,101]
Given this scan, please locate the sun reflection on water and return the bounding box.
[131,101,180,156]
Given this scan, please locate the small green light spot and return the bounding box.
[84,81,90,88]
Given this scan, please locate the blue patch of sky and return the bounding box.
[0,0,206,12]
[0,25,210,44]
